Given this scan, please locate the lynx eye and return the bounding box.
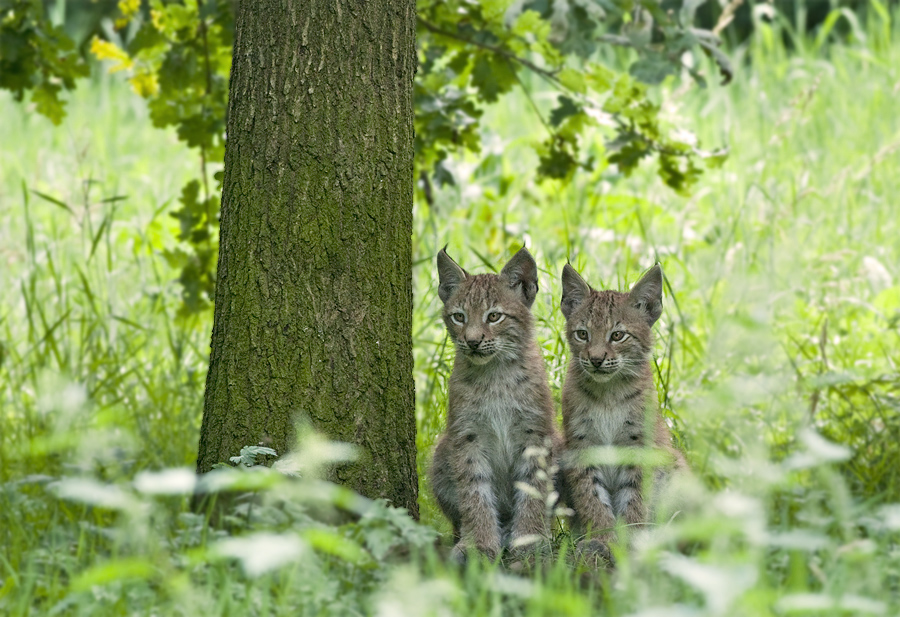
[610,331,627,342]
[487,311,504,323]
[573,329,589,342]
[450,312,466,325]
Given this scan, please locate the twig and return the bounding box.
[505,57,553,135]
[819,318,829,372]
[198,9,215,252]
[417,15,699,163]
[416,17,561,85]
[713,0,745,36]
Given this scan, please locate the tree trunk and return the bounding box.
[196,0,418,517]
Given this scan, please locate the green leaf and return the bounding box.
[171,180,203,241]
[586,63,616,92]
[550,0,605,57]
[608,145,651,174]
[549,95,581,127]
[698,147,729,169]
[230,445,278,467]
[537,138,578,180]
[511,10,551,43]
[303,529,369,565]
[128,21,167,54]
[558,67,586,93]
[433,160,455,187]
[70,558,156,591]
[31,83,65,125]
[658,152,701,195]
[629,54,678,85]
[697,37,734,85]
[30,190,73,215]
[471,53,517,103]
[680,0,709,25]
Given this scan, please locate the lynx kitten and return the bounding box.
[559,264,686,560]
[431,247,561,561]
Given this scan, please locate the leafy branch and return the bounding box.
[417,17,562,85]
[2,0,735,307]
[415,0,729,190]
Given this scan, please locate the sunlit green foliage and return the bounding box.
[2,3,900,616]
[3,0,735,313]
[90,0,233,314]
[0,0,89,123]
[414,0,730,194]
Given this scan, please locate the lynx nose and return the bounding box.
[590,353,607,368]
[466,338,482,350]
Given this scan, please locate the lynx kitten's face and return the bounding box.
[565,293,654,382]
[442,276,530,365]
[436,248,539,367]
[561,264,663,384]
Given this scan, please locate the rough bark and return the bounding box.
[196,0,418,517]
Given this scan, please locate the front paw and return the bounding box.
[506,536,552,572]
[450,540,500,563]
[576,537,615,568]
[450,542,468,564]
[508,534,551,559]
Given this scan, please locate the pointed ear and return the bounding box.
[629,264,663,326]
[437,248,467,303]
[561,264,590,319]
[500,247,539,308]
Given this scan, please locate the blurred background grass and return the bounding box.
[2,2,900,615]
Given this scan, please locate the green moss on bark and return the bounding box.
[197,0,418,517]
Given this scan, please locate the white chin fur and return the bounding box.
[466,353,495,366]
[587,370,617,383]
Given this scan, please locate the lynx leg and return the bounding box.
[510,436,554,551]
[452,434,501,560]
[562,462,616,567]
[618,465,647,530]
[565,462,616,544]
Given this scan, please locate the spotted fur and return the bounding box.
[558,264,687,558]
[431,247,562,561]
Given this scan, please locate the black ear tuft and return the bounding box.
[500,246,539,308]
[560,264,591,319]
[437,249,467,303]
[629,264,663,326]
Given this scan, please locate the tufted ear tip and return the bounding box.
[509,245,534,263]
[437,248,467,303]
[629,264,663,326]
[500,247,538,308]
[561,264,590,319]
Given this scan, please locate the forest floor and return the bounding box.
[2,7,899,616]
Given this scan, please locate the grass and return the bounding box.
[0,74,209,480]
[3,5,900,615]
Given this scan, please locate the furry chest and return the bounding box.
[474,397,521,466]
[594,464,631,491]
[450,371,541,470]
[582,405,630,446]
